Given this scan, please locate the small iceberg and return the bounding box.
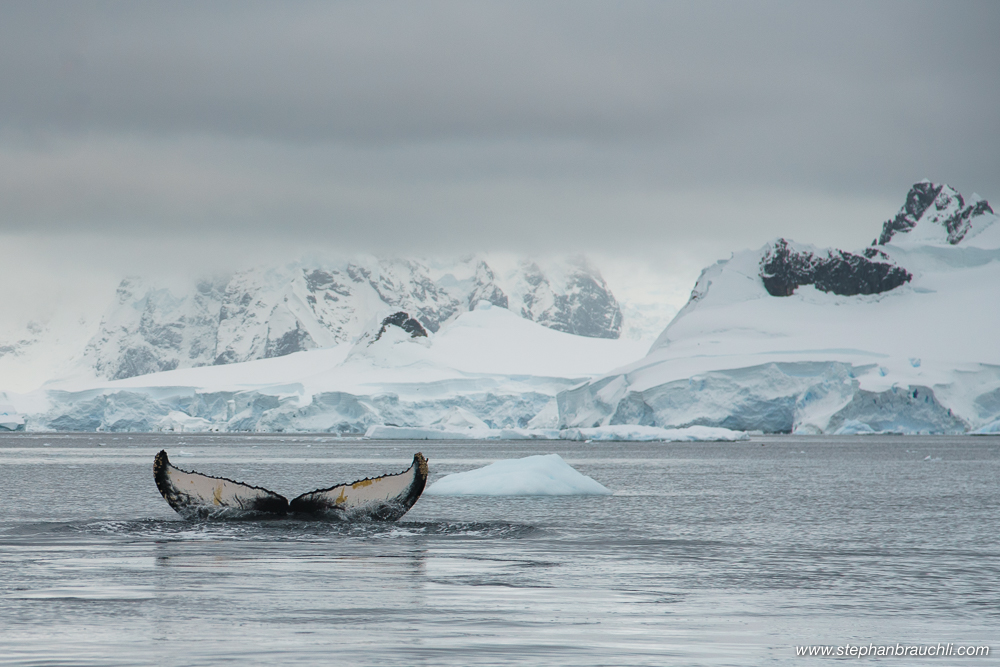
[425,454,611,496]
[560,425,749,442]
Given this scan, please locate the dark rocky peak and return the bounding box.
[372,312,429,343]
[902,180,942,221]
[862,247,891,261]
[877,181,994,245]
[760,239,911,297]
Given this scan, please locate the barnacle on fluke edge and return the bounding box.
[153,450,428,521]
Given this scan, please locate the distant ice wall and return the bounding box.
[23,385,561,434]
[556,361,985,435]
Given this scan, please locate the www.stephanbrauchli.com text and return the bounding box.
[796,643,989,658]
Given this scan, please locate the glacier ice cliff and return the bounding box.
[557,181,1000,435]
[13,304,643,434]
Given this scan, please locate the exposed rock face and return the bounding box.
[213,270,312,366]
[877,181,994,245]
[758,182,995,299]
[345,259,461,334]
[84,256,624,380]
[89,277,227,380]
[760,239,912,297]
[466,261,508,310]
[517,260,623,339]
[373,312,428,342]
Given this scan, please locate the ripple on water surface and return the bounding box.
[1,433,998,666]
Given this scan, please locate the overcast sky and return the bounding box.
[1,0,998,322]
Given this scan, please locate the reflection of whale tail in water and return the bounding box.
[153,450,428,521]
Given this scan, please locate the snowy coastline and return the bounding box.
[2,183,999,437]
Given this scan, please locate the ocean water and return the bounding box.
[1,433,997,666]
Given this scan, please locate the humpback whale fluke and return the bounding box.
[153,450,428,521]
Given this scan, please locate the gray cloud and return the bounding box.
[0,0,997,260]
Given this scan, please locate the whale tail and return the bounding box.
[290,453,428,521]
[154,450,288,519]
[153,450,427,521]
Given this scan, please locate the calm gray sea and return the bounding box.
[1,433,998,666]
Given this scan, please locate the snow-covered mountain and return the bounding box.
[876,181,994,246]
[6,180,997,437]
[558,181,1000,434]
[80,255,623,381]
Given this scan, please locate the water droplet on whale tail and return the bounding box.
[153,450,428,521]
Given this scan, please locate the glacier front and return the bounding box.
[7,304,648,434]
[556,182,1000,435]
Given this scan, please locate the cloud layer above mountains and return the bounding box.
[1,1,997,252]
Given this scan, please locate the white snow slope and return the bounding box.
[558,182,1000,434]
[76,255,624,382]
[5,303,649,433]
[0,254,633,393]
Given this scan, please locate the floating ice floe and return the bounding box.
[425,454,611,496]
